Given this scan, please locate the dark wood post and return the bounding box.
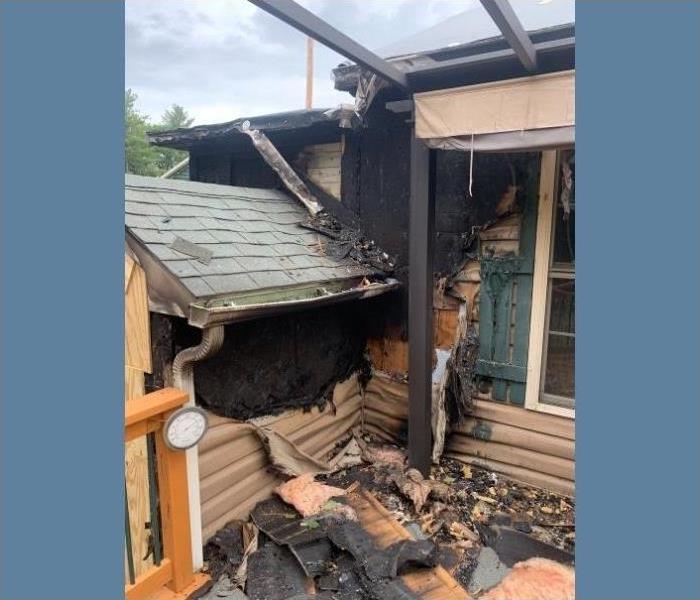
[408,132,435,476]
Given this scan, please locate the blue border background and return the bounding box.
[1,1,699,599]
[1,2,124,599]
[577,2,700,599]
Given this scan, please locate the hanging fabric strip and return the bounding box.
[468,133,475,198]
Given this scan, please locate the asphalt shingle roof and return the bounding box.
[125,174,370,299]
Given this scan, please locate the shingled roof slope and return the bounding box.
[125,174,371,300]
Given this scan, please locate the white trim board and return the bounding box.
[524,150,575,420]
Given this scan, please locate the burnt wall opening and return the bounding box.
[156,299,384,421]
[193,302,369,419]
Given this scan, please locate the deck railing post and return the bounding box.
[155,426,195,591]
[124,388,198,599]
[408,131,435,476]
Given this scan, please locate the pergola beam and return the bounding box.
[406,37,573,80]
[479,0,538,71]
[408,135,435,475]
[247,0,409,90]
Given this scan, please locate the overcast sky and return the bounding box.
[125,0,473,126]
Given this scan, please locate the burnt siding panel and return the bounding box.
[340,129,362,218]
[231,155,283,189]
[192,152,233,185]
[435,233,469,275]
[358,108,411,269]
[340,104,484,278]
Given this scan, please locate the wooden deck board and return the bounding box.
[346,489,471,600]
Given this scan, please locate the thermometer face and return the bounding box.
[163,407,208,450]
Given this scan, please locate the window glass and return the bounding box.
[542,150,575,408]
[543,279,575,400]
[552,152,575,267]
[548,278,575,334]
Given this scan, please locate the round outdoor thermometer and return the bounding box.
[163,406,209,451]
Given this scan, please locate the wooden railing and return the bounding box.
[124,388,196,600]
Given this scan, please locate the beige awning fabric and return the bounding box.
[414,70,575,146]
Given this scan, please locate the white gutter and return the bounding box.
[171,325,225,570]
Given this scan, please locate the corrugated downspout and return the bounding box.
[171,325,225,570]
[172,326,225,391]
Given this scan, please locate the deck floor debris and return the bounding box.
[199,437,575,600]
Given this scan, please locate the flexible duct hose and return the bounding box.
[172,325,225,392]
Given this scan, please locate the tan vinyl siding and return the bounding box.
[198,375,361,541]
[362,372,574,497]
[298,142,342,199]
[446,397,574,496]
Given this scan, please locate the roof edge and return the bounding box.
[148,108,338,149]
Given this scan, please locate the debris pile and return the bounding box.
[237,124,396,275]
[200,437,575,600]
[303,211,396,273]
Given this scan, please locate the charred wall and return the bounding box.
[152,301,376,420]
[184,107,537,371]
[341,92,532,331]
[188,121,341,191]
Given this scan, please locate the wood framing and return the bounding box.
[155,427,195,591]
[125,257,154,579]
[125,255,152,372]
[124,388,200,598]
[125,559,174,600]
[125,388,189,429]
[524,151,574,419]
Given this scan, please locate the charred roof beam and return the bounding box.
[247,0,409,91]
[479,0,538,71]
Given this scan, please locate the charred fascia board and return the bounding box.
[127,231,400,329]
[333,24,575,93]
[148,108,338,151]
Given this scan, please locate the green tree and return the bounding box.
[125,92,194,176]
[125,89,161,176]
[161,104,194,130]
[152,104,193,173]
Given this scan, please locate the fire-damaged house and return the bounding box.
[124,2,575,599]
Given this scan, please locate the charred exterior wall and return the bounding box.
[193,303,368,419]
[341,93,536,332]
[187,104,534,340]
[341,94,530,277]
[188,121,341,191]
[152,301,376,420]
[180,109,537,415]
